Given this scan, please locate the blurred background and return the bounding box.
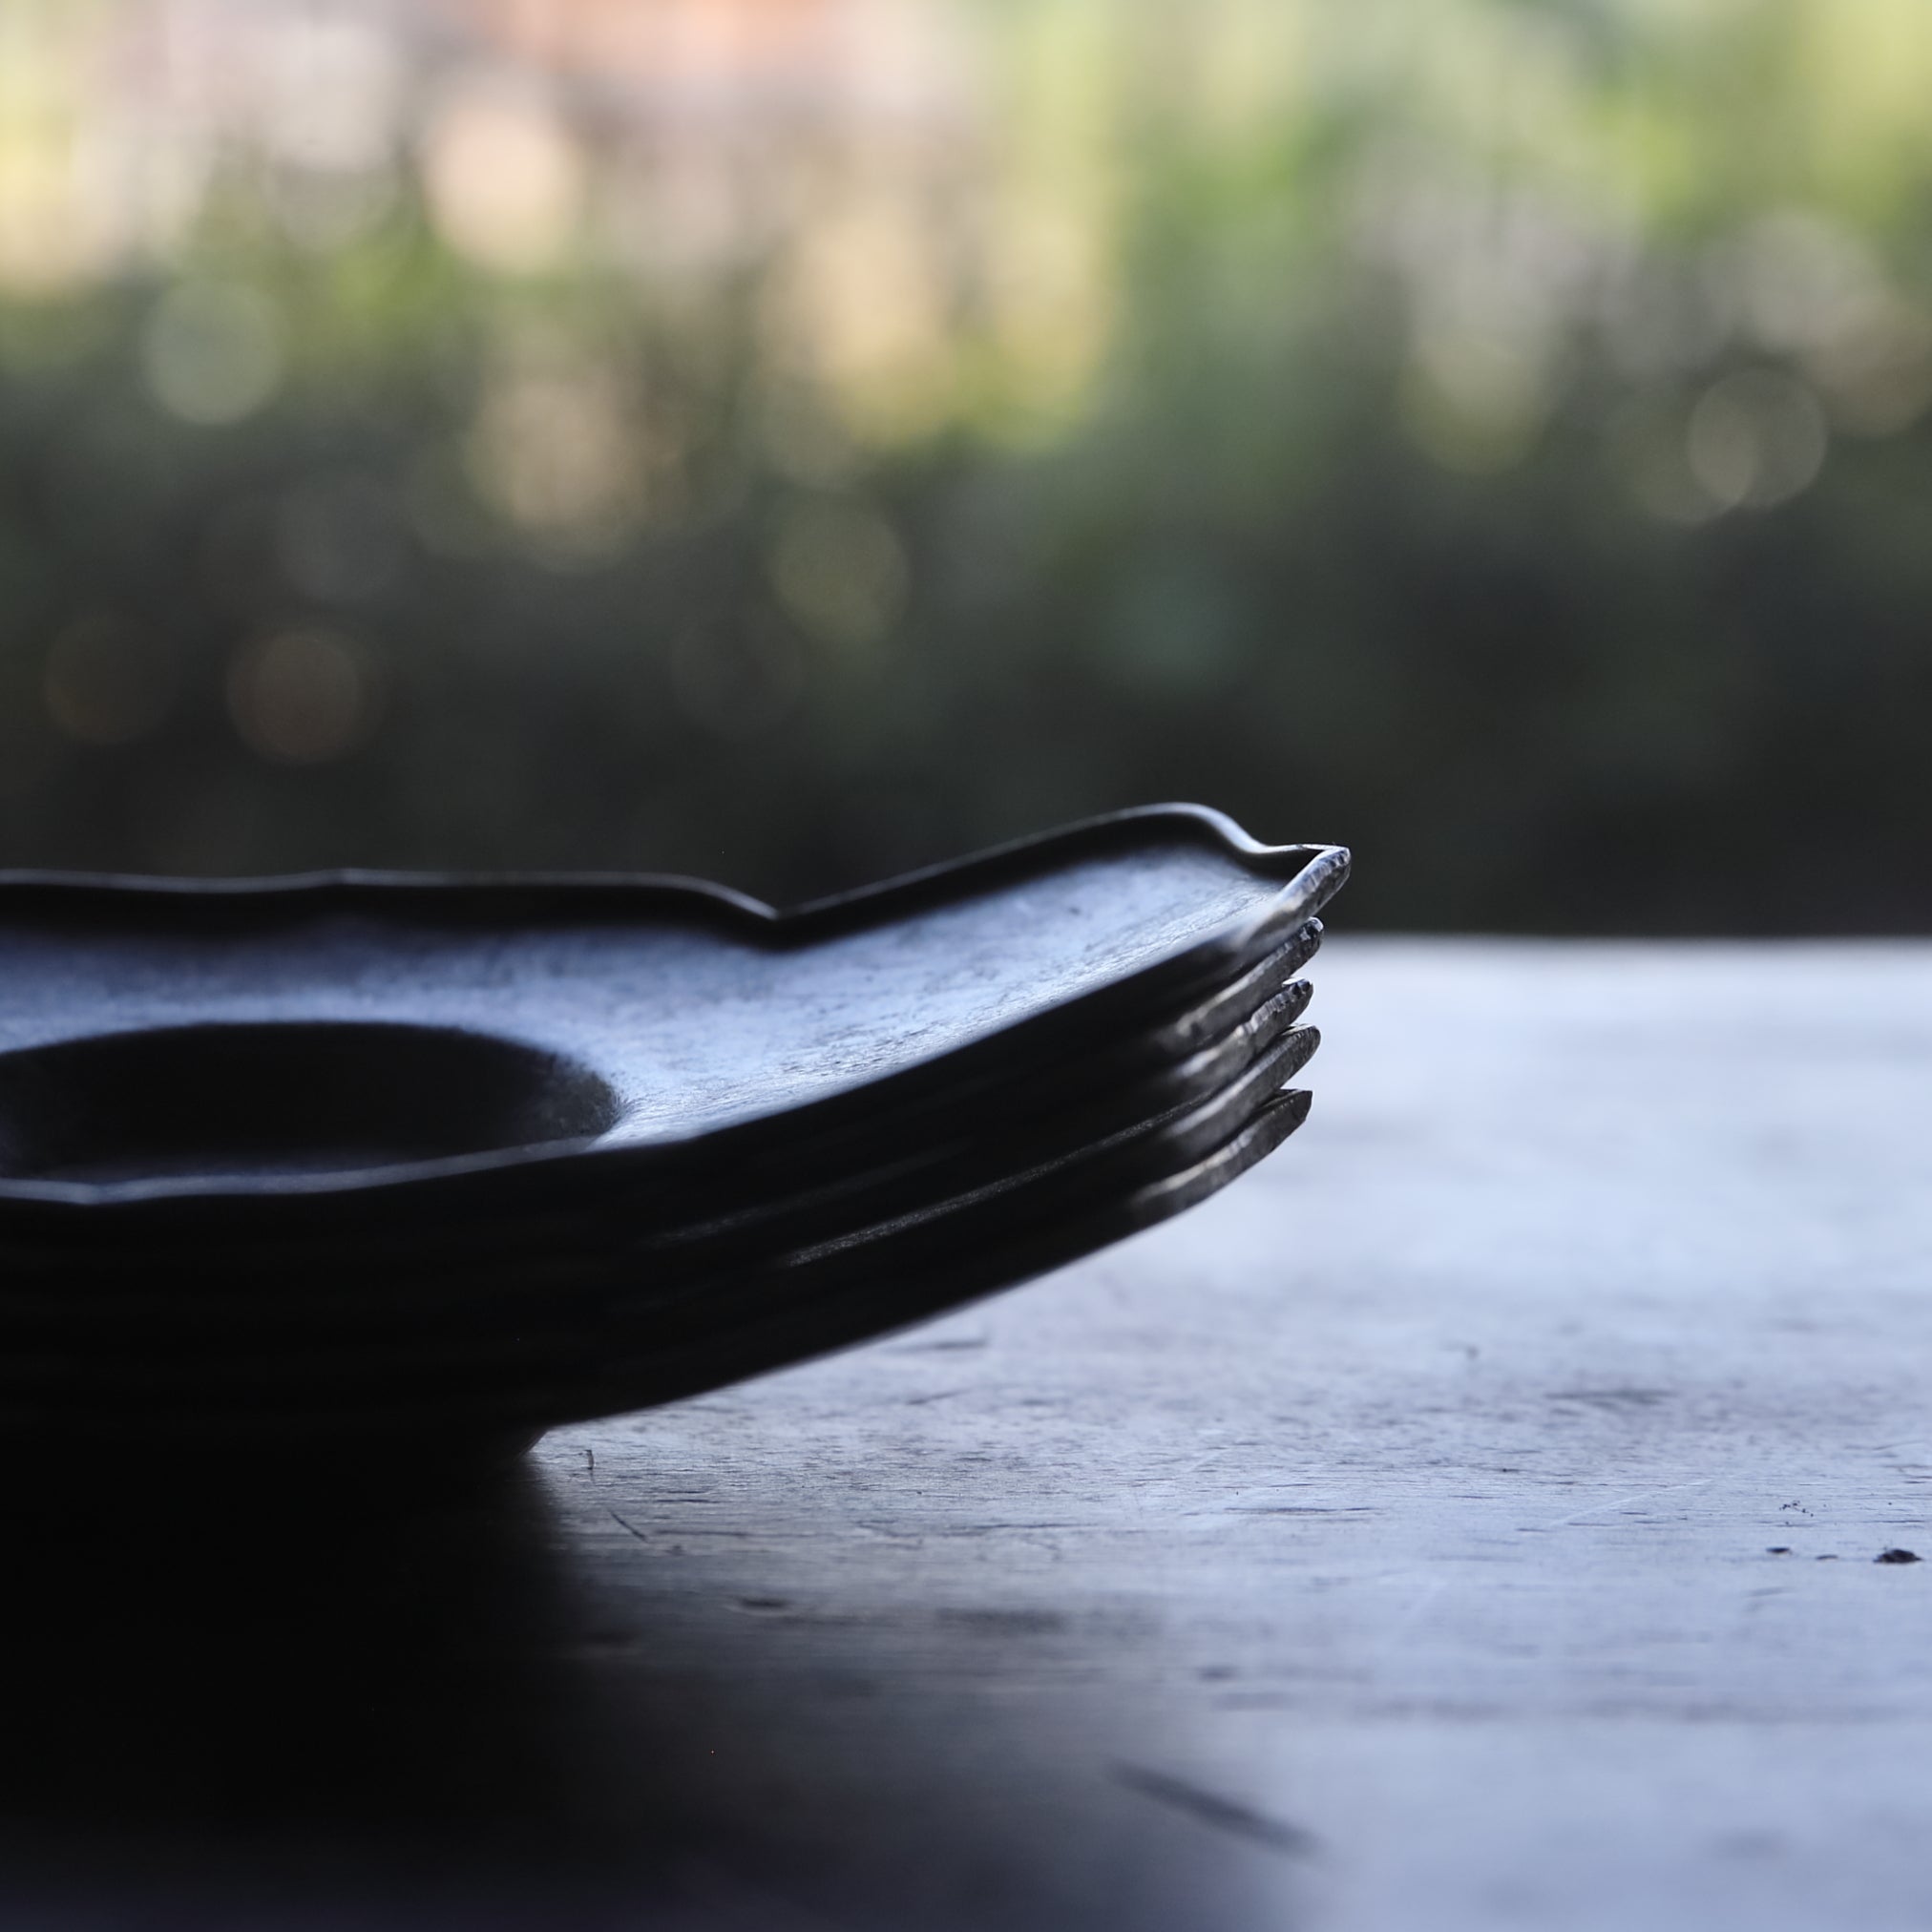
[1,0,1929,929]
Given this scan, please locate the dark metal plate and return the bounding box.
[0,805,1347,1212]
[0,806,1349,1440]
[0,1022,1313,1438]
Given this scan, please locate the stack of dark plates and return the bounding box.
[0,806,1347,1452]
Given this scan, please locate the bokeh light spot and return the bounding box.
[257,14,405,175]
[466,354,647,554]
[763,192,957,445]
[1721,209,1884,357]
[227,628,381,766]
[140,283,284,426]
[1807,301,1932,435]
[1687,370,1828,510]
[421,73,585,274]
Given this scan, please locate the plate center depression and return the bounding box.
[0,1021,622,1185]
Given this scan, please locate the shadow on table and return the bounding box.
[0,1456,785,1928]
[0,1450,1305,1932]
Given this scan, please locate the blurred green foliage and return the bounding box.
[4,0,1932,929]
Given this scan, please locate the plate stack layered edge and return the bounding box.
[0,806,1349,1451]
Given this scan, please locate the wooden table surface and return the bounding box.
[6,939,1931,1931]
